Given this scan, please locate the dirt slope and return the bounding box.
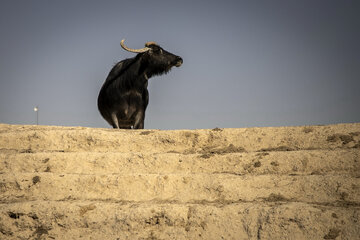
[0,123,359,239]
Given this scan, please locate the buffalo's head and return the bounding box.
[120,39,183,76]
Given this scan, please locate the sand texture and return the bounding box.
[0,123,359,239]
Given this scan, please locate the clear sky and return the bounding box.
[0,0,359,129]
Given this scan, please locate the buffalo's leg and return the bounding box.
[133,110,145,129]
[111,112,120,129]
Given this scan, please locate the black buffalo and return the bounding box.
[98,39,183,129]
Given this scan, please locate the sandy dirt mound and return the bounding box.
[0,123,359,239]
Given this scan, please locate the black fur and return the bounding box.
[97,43,183,129]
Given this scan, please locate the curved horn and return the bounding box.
[145,41,158,47]
[120,39,151,53]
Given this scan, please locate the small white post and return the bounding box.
[34,106,39,125]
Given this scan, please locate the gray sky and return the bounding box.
[0,0,359,129]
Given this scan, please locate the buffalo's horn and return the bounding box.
[120,39,151,53]
[145,41,158,47]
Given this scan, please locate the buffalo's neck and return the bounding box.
[139,55,169,79]
[144,65,170,78]
[133,74,148,90]
[124,57,149,90]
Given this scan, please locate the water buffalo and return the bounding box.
[98,39,183,129]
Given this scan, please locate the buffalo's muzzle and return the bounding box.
[175,57,183,67]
